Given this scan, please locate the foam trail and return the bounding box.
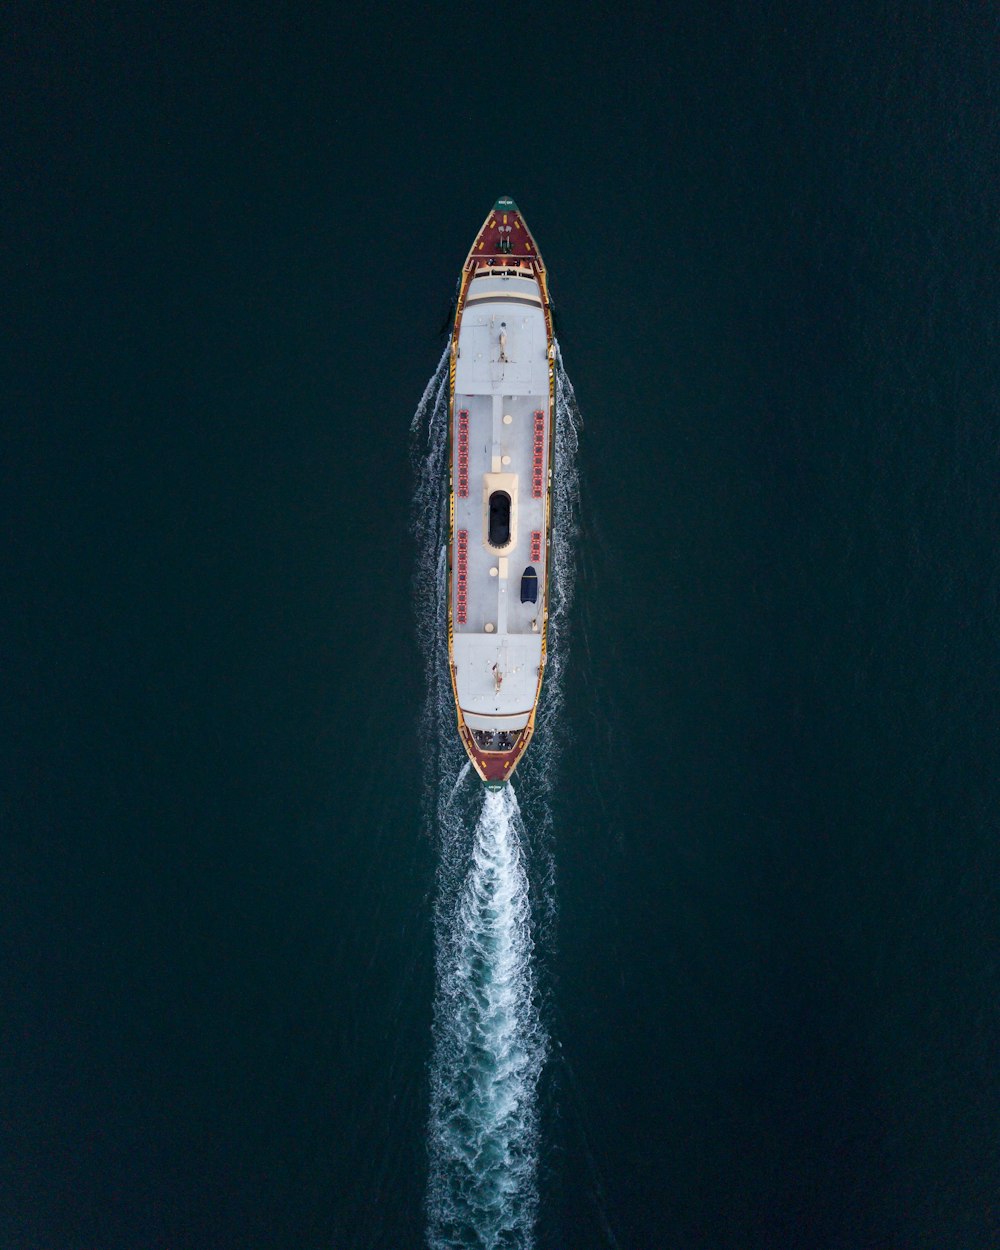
[413,340,581,1248]
[410,347,466,820]
[427,785,545,1248]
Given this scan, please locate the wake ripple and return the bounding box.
[427,786,544,1248]
[412,340,581,1249]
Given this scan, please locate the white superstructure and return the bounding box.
[447,200,554,786]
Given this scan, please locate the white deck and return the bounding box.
[452,273,551,729]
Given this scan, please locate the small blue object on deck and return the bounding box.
[520,566,538,604]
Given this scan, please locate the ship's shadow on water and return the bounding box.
[411,347,581,1248]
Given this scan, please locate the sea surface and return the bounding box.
[3,5,997,1248]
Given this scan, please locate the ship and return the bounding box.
[447,197,555,788]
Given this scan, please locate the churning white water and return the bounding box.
[426,785,544,1248]
[412,342,581,1248]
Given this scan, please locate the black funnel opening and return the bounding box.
[488,491,511,547]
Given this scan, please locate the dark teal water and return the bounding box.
[3,5,997,1247]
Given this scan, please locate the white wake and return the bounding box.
[412,341,581,1248]
[427,785,544,1247]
